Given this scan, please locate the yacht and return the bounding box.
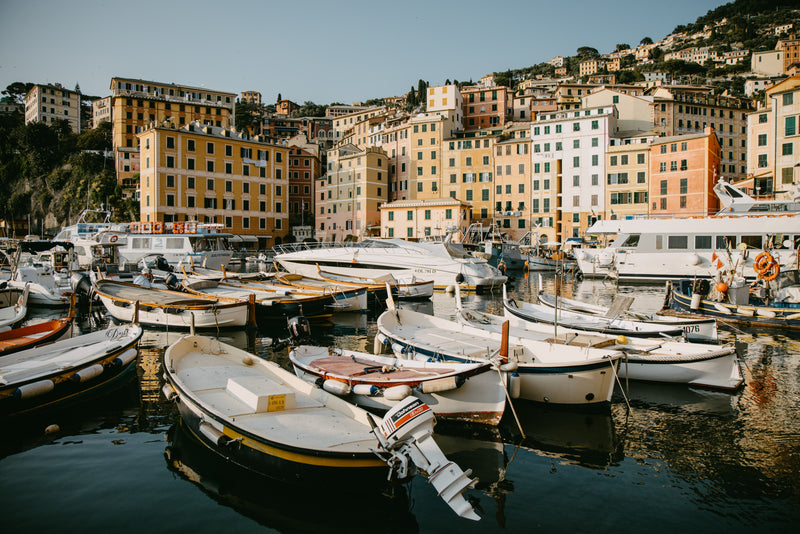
[575,180,800,283]
[273,237,507,291]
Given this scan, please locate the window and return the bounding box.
[637,153,645,164]
[758,134,767,146]
[166,156,174,168]
[206,161,214,172]
[660,180,667,195]
[207,179,214,190]
[668,236,688,249]
[783,93,794,106]
[573,156,580,167]
[591,120,598,130]
[573,122,580,131]
[758,154,768,168]
[786,116,796,137]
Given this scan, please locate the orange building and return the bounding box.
[648,127,721,217]
[461,86,509,130]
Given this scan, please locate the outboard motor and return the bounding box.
[70,272,94,306]
[287,315,311,341]
[164,273,181,291]
[155,255,173,272]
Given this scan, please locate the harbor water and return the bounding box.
[1,273,799,533]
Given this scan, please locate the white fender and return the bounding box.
[71,364,104,383]
[384,384,412,400]
[14,379,55,399]
[322,379,351,396]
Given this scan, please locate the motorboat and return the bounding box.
[375,303,622,408]
[117,221,234,270]
[162,335,480,520]
[536,287,718,342]
[52,208,128,271]
[0,284,29,330]
[0,324,142,418]
[274,236,506,292]
[7,241,76,307]
[289,345,506,425]
[316,267,434,301]
[456,290,742,391]
[93,279,252,329]
[576,179,800,283]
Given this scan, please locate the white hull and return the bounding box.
[96,293,248,329]
[616,353,743,390]
[8,280,71,308]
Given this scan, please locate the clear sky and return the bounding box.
[1,0,728,105]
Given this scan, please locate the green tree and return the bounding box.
[76,121,112,151]
[2,82,33,104]
[640,37,653,45]
[234,100,262,134]
[576,46,600,59]
[615,43,630,52]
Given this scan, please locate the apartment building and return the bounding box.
[287,145,320,229]
[582,88,655,135]
[325,104,370,118]
[442,130,498,223]
[92,96,112,129]
[410,113,459,202]
[276,99,299,116]
[380,198,472,239]
[494,124,533,240]
[24,83,81,133]
[460,86,509,130]
[579,59,603,77]
[260,115,333,147]
[240,91,262,105]
[110,77,236,192]
[427,84,463,129]
[317,145,388,242]
[531,106,618,240]
[649,128,721,217]
[330,106,388,145]
[377,114,412,202]
[752,50,785,76]
[553,83,598,111]
[747,76,800,195]
[776,35,800,73]
[136,122,289,247]
[606,138,652,219]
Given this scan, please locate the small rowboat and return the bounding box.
[289,345,506,425]
[273,273,369,311]
[0,324,142,418]
[163,335,479,519]
[93,279,251,330]
[0,284,29,330]
[316,266,434,301]
[0,301,75,356]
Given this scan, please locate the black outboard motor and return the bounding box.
[287,316,311,342]
[164,273,181,291]
[70,272,94,307]
[155,255,173,272]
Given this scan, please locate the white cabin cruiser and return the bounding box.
[117,221,234,270]
[274,237,506,291]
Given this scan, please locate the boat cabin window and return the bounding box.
[715,235,737,249]
[740,235,763,250]
[619,234,640,248]
[655,235,663,250]
[694,236,712,249]
[668,235,689,249]
[132,237,150,249]
[166,237,185,249]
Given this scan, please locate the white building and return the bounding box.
[752,50,784,77]
[24,83,81,133]
[426,85,463,130]
[582,88,654,135]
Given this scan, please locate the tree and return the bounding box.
[277,93,282,102]
[76,121,112,151]
[640,37,653,45]
[615,43,630,52]
[576,46,599,59]
[406,87,417,109]
[234,100,262,133]
[2,82,33,104]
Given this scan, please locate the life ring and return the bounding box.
[173,222,184,234]
[141,222,152,234]
[185,222,197,234]
[130,222,140,233]
[758,260,780,281]
[753,252,773,274]
[153,222,164,234]
[109,235,118,243]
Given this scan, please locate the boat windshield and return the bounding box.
[191,236,230,252]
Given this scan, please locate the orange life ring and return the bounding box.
[153,222,163,234]
[185,222,197,234]
[130,222,140,234]
[758,260,780,281]
[109,235,118,243]
[754,252,774,274]
[173,222,184,234]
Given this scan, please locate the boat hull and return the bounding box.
[96,293,248,329]
[617,351,743,390]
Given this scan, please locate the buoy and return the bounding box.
[353,384,379,396]
[716,282,728,293]
[322,379,351,396]
[14,379,55,399]
[756,309,777,318]
[44,424,60,435]
[455,273,464,284]
[384,384,412,400]
[508,372,521,399]
[523,260,529,272]
[418,376,462,394]
[616,335,628,345]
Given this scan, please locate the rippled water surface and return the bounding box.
[1,273,798,533]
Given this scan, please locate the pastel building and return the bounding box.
[606,137,652,220]
[427,84,464,129]
[92,96,112,129]
[442,130,498,223]
[494,124,533,240]
[461,86,509,130]
[24,83,82,133]
[380,198,472,239]
[136,121,289,247]
[410,112,460,202]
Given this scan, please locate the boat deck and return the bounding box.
[97,282,218,307]
[306,356,454,381]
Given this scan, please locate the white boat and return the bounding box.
[536,288,718,342]
[375,305,622,408]
[456,291,742,391]
[162,335,479,520]
[289,345,506,425]
[274,236,507,292]
[118,221,234,270]
[316,267,434,301]
[7,241,76,307]
[577,179,800,283]
[0,324,142,418]
[93,279,252,329]
[0,284,29,330]
[52,208,128,271]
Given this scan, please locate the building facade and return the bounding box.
[380,198,472,239]
[24,83,82,133]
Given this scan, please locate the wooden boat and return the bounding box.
[536,288,718,342]
[665,277,800,330]
[0,284,29,330]
[179,264,266,281]
[182,278,341,322]
[316,266,434,301]
[273,273,369,311]
[93,279,251,330]
[503,286,685,339]
[0,324,142,418]
[0,297,75,356]
[456,290,742,391]
[375,304,623,408]
[162,335,479,519]
[289,345,506,425]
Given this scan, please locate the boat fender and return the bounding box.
[756,309,777,319]
[45,424,60,435]
[14,379,55,399]
[376,333,388,345]
[161,383,178,401]
[785,312,800,320]
[112,348,138,368]
[446,285,455,294]
[353,384,379,396]
[418,376,463,394]
[322,379,351,396]
[616,335,628,345]
[71,364,104,383]
[384,384,412,400]
[199,422,229,447]
[713,302,732,315]
[499,361,518,372]
[737,308,755,317]
[455,273,464,284]
[508,372,521,399]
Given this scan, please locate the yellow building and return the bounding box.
[317,145,388,241]
[494,125,532,240]
[137,121,289,247]
[24,83,82,133]
[380,198,472,239]
[410,112,459,201]
[110,77,236,191]
[443,130,499,223]
[606,139,651,219]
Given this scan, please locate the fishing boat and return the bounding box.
[118,221,234,270]
[375,303,622,408]
[162,335,479,520]
[456,290,742,391]
[273,273,369,311]
[289,345,506,425]
[316,266,434,300]
[7,241,76,307]
[0,284,29,330]
[274,235,506,292]
[182,278,352,322]
[536,288,718,342]
[503,287,686,339]
[0,297,74,356]
[0,324,142,418]
[93,279,252,329]
[52,208,128,271]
